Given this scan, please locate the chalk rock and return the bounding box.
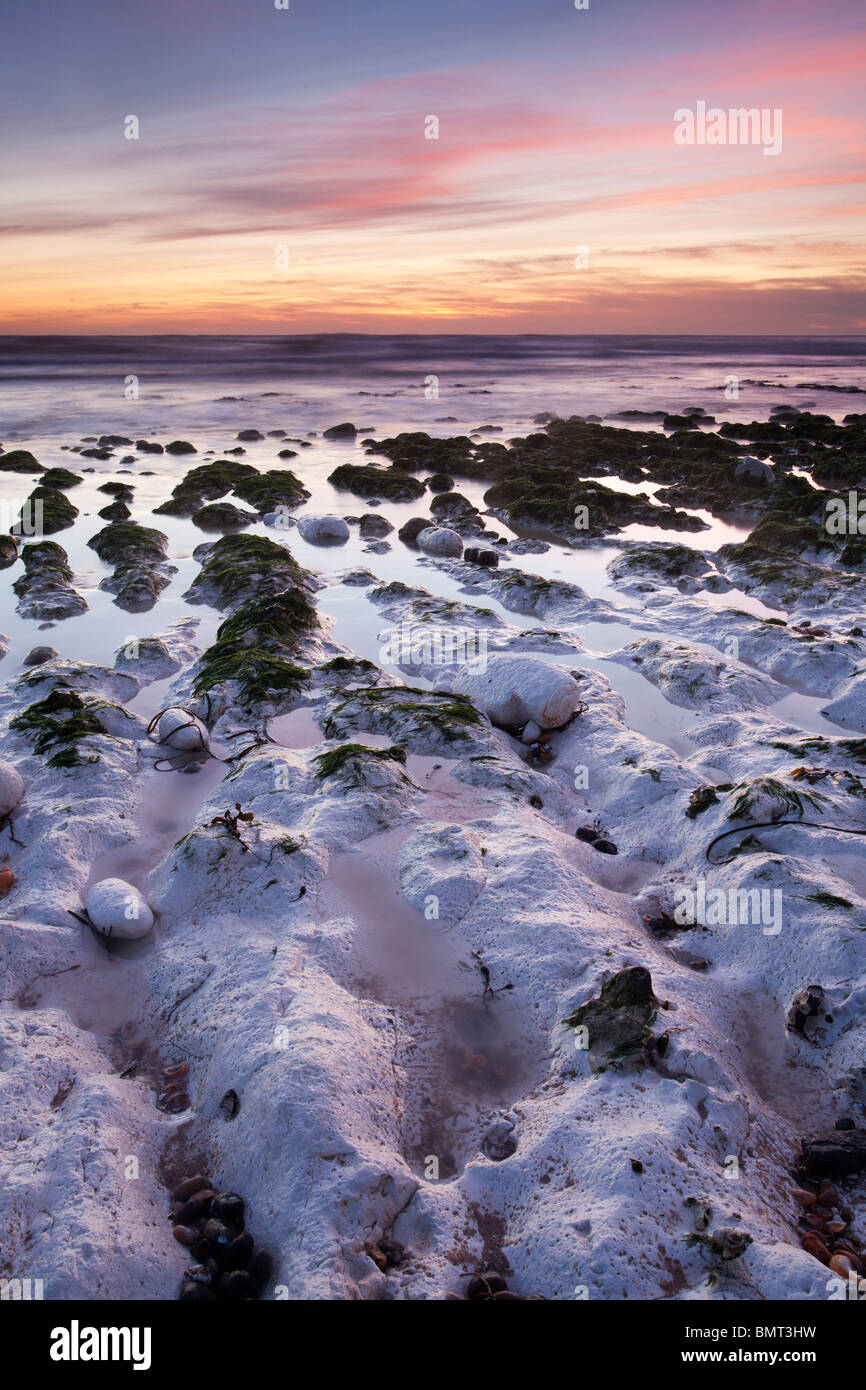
[85,878,154,940]
[297,514,350,545]
[0,760,24,817]
[398,823,486,926]
[734,456,774,484]
[451,655,583,729]
[416,527,463,558]
[822,670,866,732]
[151,707,209,751]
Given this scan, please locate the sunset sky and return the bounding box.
[1,0,864,333]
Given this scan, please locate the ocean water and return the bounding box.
[0,334,862,751]
[1,333,864,440]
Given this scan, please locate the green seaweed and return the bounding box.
[10,687,122,769]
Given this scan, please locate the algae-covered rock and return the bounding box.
[193,589,317,705]
[191,502,258,531]
[0,449,44,474]
[13,541,88,621]
[563,966,659,1070]
[88,522,175,612]
[13,486,78,536]
[231,469,309,513]
[10,687,133,769]
[358,513,393,538]
[312,742,408,791]
[322,685,487,756]
[184,532,314,610]
[40,468,83,490]
[328,463,426,502]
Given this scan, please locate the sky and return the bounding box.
[0,0,864,334]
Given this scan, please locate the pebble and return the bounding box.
[179,1280,217,1301]
[172,1225,199,1247]
[172,1174,210,1203]
[213,1193,245,1224]
[174,1190,215,1225]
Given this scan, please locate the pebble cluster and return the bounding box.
[170,1173,271,1300]
[792,1172,864,1278]
[157,1058,190,1114]
[575,825,619,855]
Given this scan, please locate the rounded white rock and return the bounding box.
[297,515,350,545]
[451,655,583,729]
[416,526,463,558]
[85,877,154,940]
[152,707,209,751]
[0,760,24,818]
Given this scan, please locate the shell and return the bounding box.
[817,1180,840,1208]
[0,866,15,897]
[800,1232,831,1264]
[829,1253,855,1277]
[792,1187,817,1207]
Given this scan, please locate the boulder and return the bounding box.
[359,513,393,538]
[398,823,486,927]
[822,670,866,731]
[297,515,350,546]
[416,527,463,558]
[734,456,774,484]
[0,760,24,818]
[451,655,583,729]
[23,646,59,666]
[85,878,154,940]
[151,707,209,752]
[397,517,433,545]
